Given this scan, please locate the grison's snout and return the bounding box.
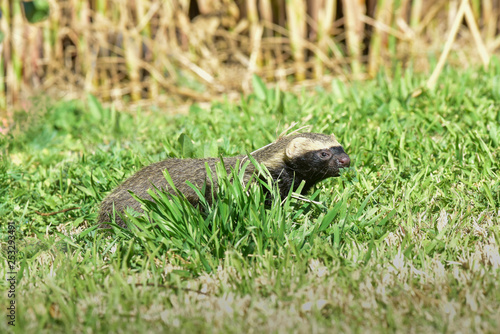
[336,153,350,168]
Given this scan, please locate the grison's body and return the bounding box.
[98,133,350,228]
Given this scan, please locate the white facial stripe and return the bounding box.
[306,139,341,151]
[286,137,341,158]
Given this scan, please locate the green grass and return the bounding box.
[1,65,500,333]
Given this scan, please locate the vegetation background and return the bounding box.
[0,0,500,333]
[0,0,498,115]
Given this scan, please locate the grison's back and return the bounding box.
[98,156,242,227]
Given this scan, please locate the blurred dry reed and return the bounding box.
[0,0,499,117]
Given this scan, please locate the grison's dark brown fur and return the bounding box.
[98,133,350,228]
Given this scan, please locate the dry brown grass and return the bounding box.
[1,0,499,123]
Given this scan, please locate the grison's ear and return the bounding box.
[285,137,312,158]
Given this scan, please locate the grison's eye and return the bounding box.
[319,151,331,159]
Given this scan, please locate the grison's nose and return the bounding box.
[338,154,350,167]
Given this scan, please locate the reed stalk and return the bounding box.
[482,0,496,43]
[247,0,262,75]
[410,0,423,29]
[0,0,8,109]
[463,0,490,66]
[342,0,365,77]
[259,0,273,76]
[427,0,467,89]
[368,0,394,76]
[286,0,307,81]
[315,0,337,78]
[10,0,23,104]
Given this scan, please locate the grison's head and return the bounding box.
[282,133,350,181]
[258,132,350,182]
